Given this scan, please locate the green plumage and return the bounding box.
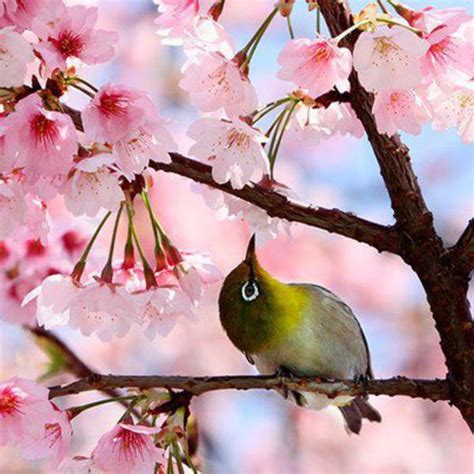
[218,236,381,434]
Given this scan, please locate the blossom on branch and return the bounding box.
[2,94,78,199]
[353,26,429,92]
[0,26,34,87]
[277,37,352,98]
[64,154,123,218]
[180,49,258,117]
[91,423,164,473]
[372,89,430,136]
[188,117,269,189]
[154,0,200,45]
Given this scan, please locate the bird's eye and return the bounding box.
[241,280,259,302]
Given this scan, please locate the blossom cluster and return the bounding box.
[0,378,189,472]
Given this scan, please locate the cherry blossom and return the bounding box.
[0,27,34,87]
[154,0,199,45]
[2,94,77,198]
[134,286,197,339]
[18,404,72,468]
[372,89,430,136]
[188,117,269,189]
[0,377,51,446]
[23,273,80,330]
[33,5,118,76]
[180,49,258,117]
[64,154,123,218]
[91,423,164,474]
[59,456,101,474]
[353,26,429,92]
[427,82,474,143]
[0,178,27,240]
[277,37,352,98]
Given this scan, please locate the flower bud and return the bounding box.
[277,0,295,18]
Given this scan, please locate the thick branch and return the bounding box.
[444,219,474,274]
[317,0,474,432]
[62,104,401,255]
[152,153,402,254]
[48,373,450,402]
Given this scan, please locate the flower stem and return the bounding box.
[101,204,124,281]
[252,97,292,124]
[71,211,111,280]
[75,77,99,93]
[376,16,421,34]
[316,8,321,35]
[70,83,95,99]
[377,0,389,14]
[334,19,372,43]
[286,15,295,39]
[69,395,138,418]
[269,100,298,174]
[125,196,156,287]
[241,7,278,55]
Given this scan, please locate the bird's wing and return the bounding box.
[293,283,374,379]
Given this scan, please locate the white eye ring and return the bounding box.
[241,281,259,302]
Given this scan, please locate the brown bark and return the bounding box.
[318,0,474,432]
[48,373,450,402]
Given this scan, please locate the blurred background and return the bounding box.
[1,0,473,472]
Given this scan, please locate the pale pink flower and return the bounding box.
[64,154,123,217]
[0,27,34,87]
[277,37,352,98]
[113,120,176,179]
[67,281,138,341]
[92,423,164,474]
[33,5,118,76]
[23,274,80,330]
[0,178,27,240]
[373,89,430,136]
[22,198,50,244]
[408,6,471,33]
[419,18,474,81]
[180,49,258,117]
[188,117,269,189]
[427,82,474,143]
[183,16,234,56]
[18,404,72,468]
[0,0,17,27]
[0,377,51,446]
[353,26,429,92]
[315,103,364,139]
[134,287,197,339]
[2,94,77,198]
[3,0,52,30]
[154,0,199,45]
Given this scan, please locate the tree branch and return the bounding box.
[317,0,474,432]
[444,219,474,274]
[48,373,450,402]
[152,153,402,254]
[62,104,402,255]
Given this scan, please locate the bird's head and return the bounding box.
[218,235,287,353]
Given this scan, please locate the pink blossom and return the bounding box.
[0,178,27,240]
[113,119,176,179]
[154,0,199,45]
[59,456,101,473]
[134,286,197,339]
[180,49,258,117]
[23,274,80,330]
[18,404,72,468]
[0,377,50,446]
[353,26,429,92]
[33,5,118,76]
[64,154,123,217]
[183,16,234,56]
[188,117,269,189]
[419,18,474,81]
[0,27,34,87]
[372,89,430,136]
[2,0,54,30]
[427,82,474,143]
[408,6,471,33]
[277,37,352,98]
[2,94,77,199]
[91,423,164,474]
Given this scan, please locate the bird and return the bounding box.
[218,235,381,434]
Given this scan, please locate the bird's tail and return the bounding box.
[339,397,382,434]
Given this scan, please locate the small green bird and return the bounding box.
[219,236,381,434]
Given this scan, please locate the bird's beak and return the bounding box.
[244,234,257,273]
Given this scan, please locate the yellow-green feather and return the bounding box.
[218,259,311,354]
